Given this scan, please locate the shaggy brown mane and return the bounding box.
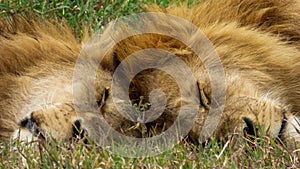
[0,15,80,75]
[145,0,300,49]
[0,15,81,139]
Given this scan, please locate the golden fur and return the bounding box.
[0,0,299,148]
[0,16,82,139]
[102,0,300,145]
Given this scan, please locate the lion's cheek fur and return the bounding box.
[6,71,76,140]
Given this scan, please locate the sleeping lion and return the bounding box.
[0,0,299,150]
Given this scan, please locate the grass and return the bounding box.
[0,0,299,168]
[1,135,299,168]
[0,0,195,39]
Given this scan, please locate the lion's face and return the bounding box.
[12,103,87,142]
[12,67,115,143]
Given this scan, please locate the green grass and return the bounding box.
[1,135,299,168]
[0,0,299,168]
[0,0,195,39]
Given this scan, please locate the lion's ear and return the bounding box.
[100,50,121,74]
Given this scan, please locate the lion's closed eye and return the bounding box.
[197,81,210,110]
[97,87,110,109]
